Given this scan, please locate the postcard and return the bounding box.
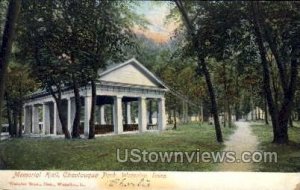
[0,0,299,189]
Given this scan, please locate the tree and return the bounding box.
[250,1,300,144]
[172,1,299,144]
[5,63,36,137]
[173,0,223,142]
[0,0,21,133]
[18,1,73,138]
[85,1,140,139]
[18,0,143,139]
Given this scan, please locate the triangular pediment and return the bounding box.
[99,58,167,89]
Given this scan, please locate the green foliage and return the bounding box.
[5,63,36,106]
[17,0,142,92]
[168,1,300,124]
[4,62,37,135]
[0,0,8,41]
[3,1,299,142]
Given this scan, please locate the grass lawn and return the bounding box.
[0,123,235,171]
[251,123,300,172]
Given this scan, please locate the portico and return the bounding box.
[23,58,168,137]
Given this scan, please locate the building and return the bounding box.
[23,58,168,137]
[246,107,265,121]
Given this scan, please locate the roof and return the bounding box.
[99,58,168,90]
[27,58,168,99]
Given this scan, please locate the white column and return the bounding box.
[53,102,57,135]
[113,96,123,134]
[32,105,39,134]
[138,97,147,132]
[42,103,50,135]
[158,98,166,131]
[126,102,131,124]
[84,96,92,137]
[42,104,46,135]
[100,105,106,125]
[111,105,114,125]
[67,98,72,135]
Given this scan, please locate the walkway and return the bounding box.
[218,121,259,171]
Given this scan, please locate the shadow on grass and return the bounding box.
[0,122,236,171]
[251,124,300,172]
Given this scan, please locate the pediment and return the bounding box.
[99,58,167,89]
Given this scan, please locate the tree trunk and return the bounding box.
[226,99,232,127]
[180,102,182,123]
[18,78,23,137]
[49,86,71,139]
[0,0,21,132]
[250,86,254,121]
[251,1,280,142]
[223,62,227,127]
[235,103,240,121]
[275,55,298,143]
[168,110,172,124]
[175,0,223,143]
[201,59,223,142]
[18,109,22,137]
[234,72,240,121]
[12,110,17,137]
[198,112,201,124]
[271,37,298,144]
[173,109,177,130]
[223,113,226,128]
[6,105,12,136]
[289,116,293,128]
[56,99,71,139]
[259,1,299,143]
[200,100,204,123]
[228,105,232,128]
[72,77,81,138]
[271,64,280,110]
[185,103,189,123]
[276,116,289,144]
[89,80,96,139]
[182,101,188,123]
[264,95,269,125]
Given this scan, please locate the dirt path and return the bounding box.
[218,121,259,171]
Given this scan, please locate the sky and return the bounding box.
[133,1,178,43]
